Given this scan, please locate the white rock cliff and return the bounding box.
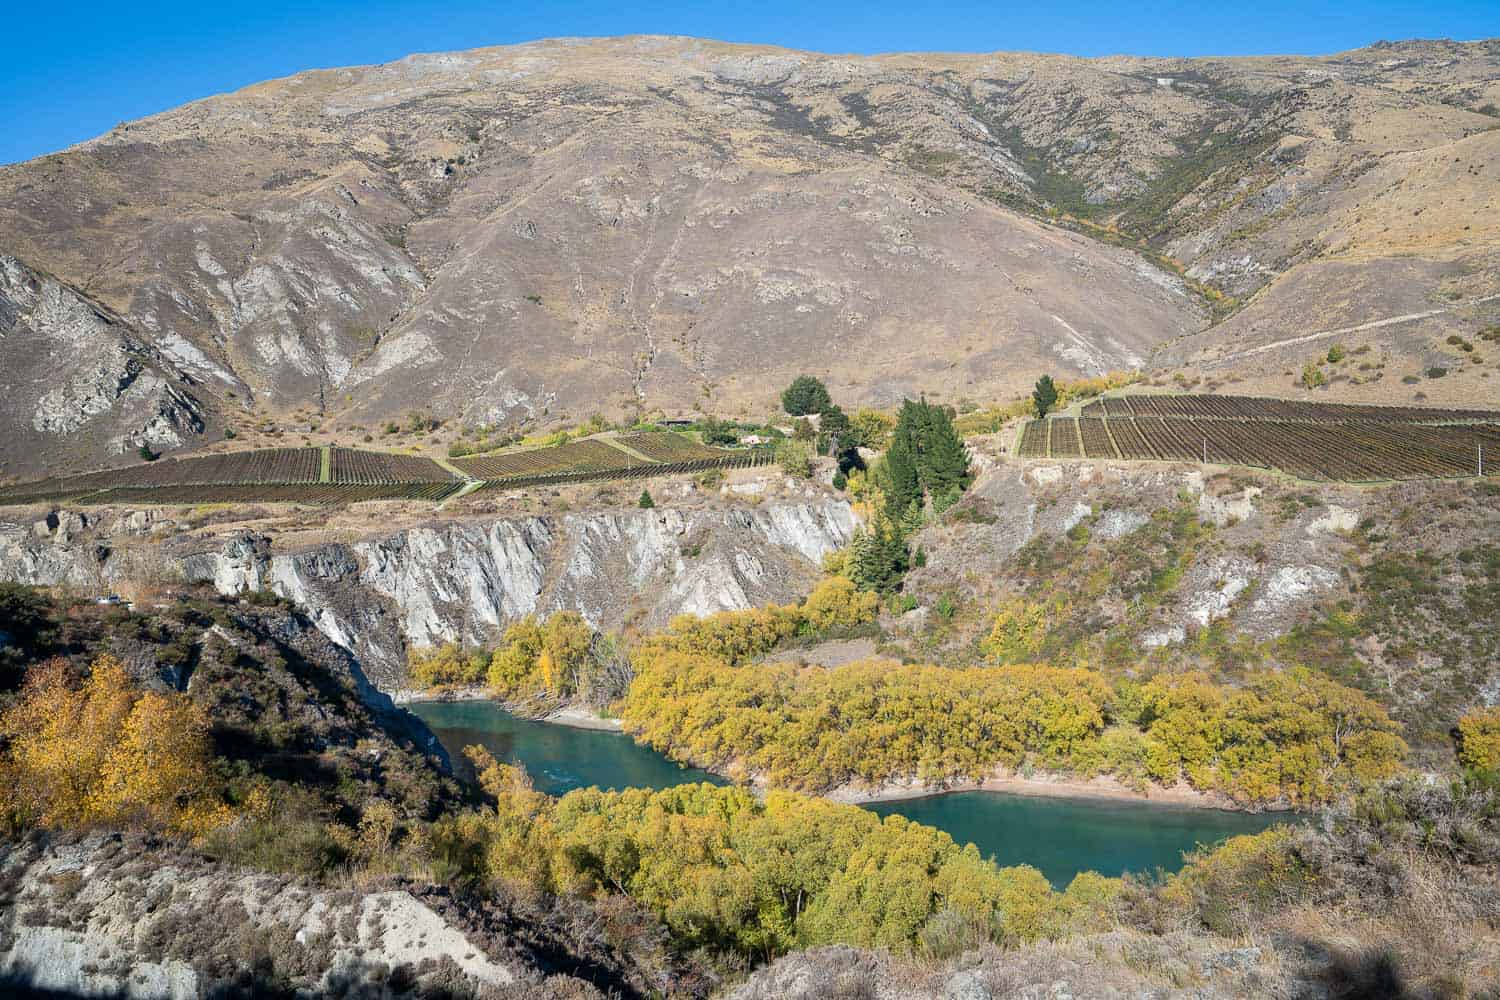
[0,500,858,691]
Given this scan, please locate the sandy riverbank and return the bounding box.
[396,689,624,732]
[542,706,625,732]
[819,769,1247,812]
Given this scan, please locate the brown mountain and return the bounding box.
[2,36,1497,475]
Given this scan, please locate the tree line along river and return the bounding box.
[409,700,1286,888]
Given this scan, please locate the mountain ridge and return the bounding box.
[1,34,1495,476]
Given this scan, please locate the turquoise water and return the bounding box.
[409,700,1287,886]
[409,700,726,794]
[864,790,1284,887]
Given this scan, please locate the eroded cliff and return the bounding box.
[0,498,857,691]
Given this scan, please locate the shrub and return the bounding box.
[1327,343,1347,363]
[777,439,815,478]
[638,489,655,509]
[887,593,918,614]
[981,598,1067,664]
[1160,827,1312,935]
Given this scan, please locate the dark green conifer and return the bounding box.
[1033,375,1059,417]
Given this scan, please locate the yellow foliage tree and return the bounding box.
[540,612,594,697]
[408,643,488,689]
[0,655,223,836]
[800,576,879,632]
[487,616,546,697]
[850,409,896,450]
[1457,707,1500,774]
[622,651,1402,806]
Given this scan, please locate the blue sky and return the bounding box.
[5,1,1496,165]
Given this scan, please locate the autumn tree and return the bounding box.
[1457,707,1500,774]
[848,409,896,451]
[0,655,224,836]
[487,616,547,696]
[434,769,1077,960]
[408,643,488,688]
[800,576,879,631]
[539,613,594,697]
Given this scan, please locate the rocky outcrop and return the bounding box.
[0,499,857,692]
[0,835,504,998]
[906,460,1357,647]
[727,934,1316,999]
[0,833,664,999]
[0,256,209,477]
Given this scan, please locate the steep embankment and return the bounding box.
[0,592,702,999]
[902,452,1500,761]
[0,498,857,691]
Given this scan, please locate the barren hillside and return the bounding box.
[2,36,1496,475]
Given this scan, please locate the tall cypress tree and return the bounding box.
[883,405,921,516]
[887,397,970,512]
[1033,375,1058,417]
[923,405,971,499]
[874,516,910,592]
[845,528,874,590]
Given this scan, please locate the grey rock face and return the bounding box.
[0,256,207,472]
[944,970,994,1000]
[0,500,856,693]
[906,461,1354,647]
[0,834,518,997]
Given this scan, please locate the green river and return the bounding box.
[409,700,1287,887]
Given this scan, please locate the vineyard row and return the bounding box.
[72,483,464,507]
[472,451,775,493]
[1079,393,1500,425]
[1016,415,1500,482]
